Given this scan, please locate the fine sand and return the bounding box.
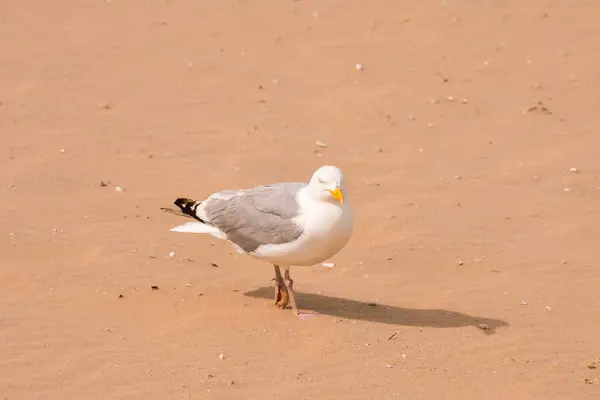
[2,1,599,399]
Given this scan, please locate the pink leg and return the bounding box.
[273,265,288,308]
[283,267,300,316]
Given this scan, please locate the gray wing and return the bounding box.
[202,182,306,253]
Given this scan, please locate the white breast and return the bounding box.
[251,191,354,266]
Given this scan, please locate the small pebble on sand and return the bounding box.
[169,251,176,258]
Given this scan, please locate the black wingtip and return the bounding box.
[174,197,192,209]
[173,197,204,222]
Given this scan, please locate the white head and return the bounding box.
[307,165,347,206]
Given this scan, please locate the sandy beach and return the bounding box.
[2,1,599,398]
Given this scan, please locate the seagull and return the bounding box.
[161,165,354,316]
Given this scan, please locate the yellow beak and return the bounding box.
[329,187,344,205]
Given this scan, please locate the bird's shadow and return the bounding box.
[244,287,509,335]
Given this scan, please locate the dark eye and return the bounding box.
[318,178,326,184]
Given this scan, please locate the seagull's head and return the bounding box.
[308,165,347,206]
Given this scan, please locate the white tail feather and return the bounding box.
[170,222,220,234]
